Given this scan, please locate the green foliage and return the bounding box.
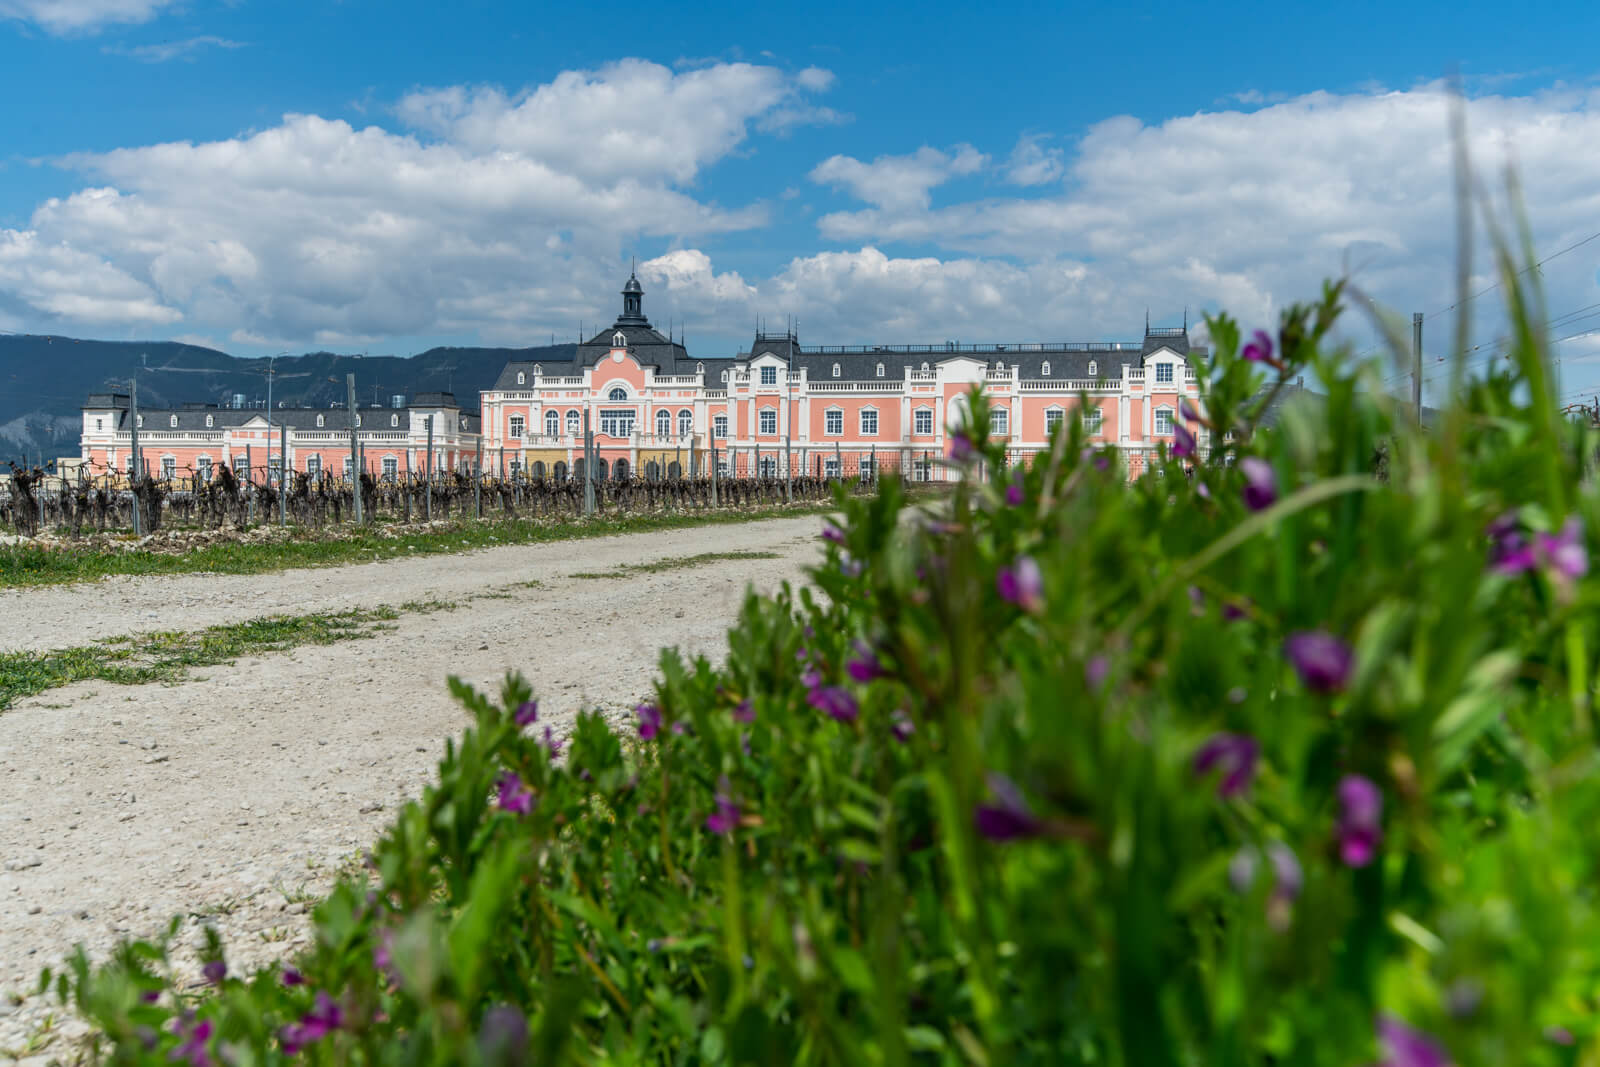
[49,252,1600,1064]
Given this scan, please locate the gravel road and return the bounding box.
[0,514,832,1058]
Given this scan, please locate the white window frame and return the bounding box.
[599,409,635,437]
[1155,363,1175,384]
[170,414,178,428]
[990,407,1009,436]
[824,457,840,479]
[317,414,325,427]
[533,364,542,376]
[860,408,879,436]
[656,410,671,437]
[233,456,248,478]
[875,362,885,377]
[391,414,399,427]
[608,387,629,402]
[825,408,844,436]
[517,371,526,385]
[355,414,361,427]
[136,415,144,428]
[545,411,559,436]
[382,456,398,481]
[161,455,176,479]
[509,415,524,438]
[721,370,729,383]
[1041,361,1051,377]
[696,362,704,375]
[344,457,354,478]
[678,409,693,437]
[613,331,626,348]
[759,408,778,435]
[306,455,321,479]
[713,414,728,440]
[566,411,581,435]
[197,456,212,481]
[1045,407,1064,435]
[760,365,777,386]
[832,363,841,378]
[205,414,214,428]
[1085,407,1104,435]
[1088,360,1098,377]
[860,456,875,482]
[1154,407,1174,435]
[914,407,933,436]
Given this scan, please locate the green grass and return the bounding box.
[569,550,784,580]
[0,606,403,711]
[0,501,843,590]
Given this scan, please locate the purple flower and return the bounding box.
[1241,329,1274,364]
[1173,421,1197,458]
[1180,398,1203,423]
[974,773,1043,842]
[1197,479,1212,501]
[540,725,563,759]
[282,991,344,1055]
[821,522,846,546]
[513,700,538,727]
[800,665,823,689]
[478,1006,530,1064]
[1494,515,1588,585]
[670,720,689,736]
[1005,471,1025,507]
[1285,630,1354,693]
[1188,584,1205,615]
[890,709,915,743]
[1228,842,1303,904]
[637,703,662,740]
[1337,774,1383,867]
[170,1016,214,1067]
[997,555,1045,615]
[201,960,226,986]
[140,989,161,1004]
[846,641,886,683]
[1545,1026,1575,1046]
[1240,457,1277,511]
[1085,655,1109,690]
[1222,598,1250,622]
[948,431,976,463]
[807,685,859,723]
[496,771,533,816]
[706,777,741,835]
[280,965,306,987]
[839,553,863,578]
[373,931,393,975]
[1193,733,1259,799]
[732,699,755,724]
[1376,1016,1448,1067]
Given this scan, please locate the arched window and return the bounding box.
[533,364,542,376]
[205,414,214,427]
[995,361,1005,371]
[613,331,626,348]
[517,371,525,385]
[832,363,841,378]
[355,414,362,427]
[696,362,704,375]
[391,414,399,427]
[1041,361,1051,377]
[720,370,728,382]
[876,362,885,377]
[920,362,929,372]
[613,458,629,481]
[317,414,325,427]
[656,410,671,436]
[678,409,692,436]
[545,410,559,436]
[608,387,628,402]
[566,410,581,435]
[531,461,546,480]
[136,415,143,428]
[1088,360,1098,377]
[170,414,178,428]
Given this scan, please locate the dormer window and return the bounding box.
[721,370,729,383]
[995,361,1005,372]
[391,414,399,427]
[205,414,214,427]
[517,371,525,385]
[613,330,626,348]
[875,362,885,377]
[1089,360,1098,377]
[136,415,143,428]
[355,414,362,428]
[533,364,541,375]
[170,414,178,428]
[1041,361,1051,377]
[832,363,841,378]
[920,362,929,372]
[317,414,325,427]
[696,362,705,375]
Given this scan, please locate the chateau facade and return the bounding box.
[78,274,1208,484]
[477,274,1207,482]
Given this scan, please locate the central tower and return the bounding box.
[616,271,648,327]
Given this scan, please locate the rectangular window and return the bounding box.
[860,409,878,436]
[990,408,1008,436]
[268,459,282,485]
[161,457,176,480]
[825,409,843,436]
[306,455,321,479]
[1155,408,1173,435]
[860,457,875,482]
[509,415,524,438]
[1046,409,1064,434]
[1085,408,1104,435]
[759,409,777,435]
[344,457,354,479]
[760,366,777,385]
[914,408,933,435]
[383,456,398,481]
[713,415,728,440]
[824,458,840,479]
[716,460,730,479]
[234,456,248,478]
[197,458,212,481]
[599,409,635,437]
[916,457,931,482]
[1156,363,1175,384]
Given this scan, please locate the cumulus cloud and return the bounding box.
[1003,134,1064,186]
[0,0,173,33]
[0,60,834,345]
[101,34,244,62]
[809,144,986,213]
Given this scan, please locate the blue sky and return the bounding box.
[2,0,1599,402]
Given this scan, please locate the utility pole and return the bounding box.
[129,377,142,536]
[474,434,482,519]
[425,413,434,522]
[347,373,362,524]
[246,444,254,524]
[709,426,720,506]
[1412,312,1423,424]
[583,409,595,517]
[265,356,275,499]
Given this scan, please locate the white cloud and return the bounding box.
[809,144,987,212]
[102,35,245,62]
[0,0,173,33]
[1003,134,1063,186]
[0,60,833,345]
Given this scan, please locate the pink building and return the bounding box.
[79,391,479,485]
[478,273,1209,481]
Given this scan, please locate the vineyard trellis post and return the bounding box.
[835,440,842,482]
[425,413,434,522]
[405,449,413,522]
[583,409,595,517]
[710,431,719,507]
[129,376,142,537]
[474,435,482,519]
[346,373,362,525]
[279,417,287,526]
[246,444,255,525]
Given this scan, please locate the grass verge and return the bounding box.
[0,501,843,590]
[569,550,783,580]
[0,605,413,711]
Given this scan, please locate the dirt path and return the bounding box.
[0,514,832,1058]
